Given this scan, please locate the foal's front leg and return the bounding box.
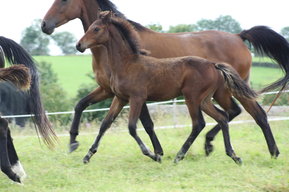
[69,87,113,153]
[83,97,126,164]
[0,118,21,183]
[128,98,161,162]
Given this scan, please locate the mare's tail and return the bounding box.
[215,63,258,99]
[0,36,57,147]
[238,26,289,92]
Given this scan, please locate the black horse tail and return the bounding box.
[215,63,258,100]
[0,36,57,147]
[238,26,289,93]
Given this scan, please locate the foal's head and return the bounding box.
[76,11,141,54]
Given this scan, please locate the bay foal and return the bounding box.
[76,12,279,164]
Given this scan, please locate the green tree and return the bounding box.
[281,27,289,42]
[167,24,197,33]
[146,24,163,32]
[37,61,71,123]
[51,32,78,55]
[196,15,242,33]
[20,19,50,55]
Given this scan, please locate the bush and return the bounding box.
[37,61,71,124]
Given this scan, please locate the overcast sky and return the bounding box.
[0,0,288,54]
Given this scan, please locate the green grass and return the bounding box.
[250,66,283,90]
[0,118,288,192]
[34,55,93,98]
[33,55,284,98]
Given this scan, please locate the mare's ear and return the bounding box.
[100,11,112,23]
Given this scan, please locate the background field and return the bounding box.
[0,118,288,192]
[34,55,283,98]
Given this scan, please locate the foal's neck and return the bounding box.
[104,26,138,74]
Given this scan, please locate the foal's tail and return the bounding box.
[0,36,57,148]
[215,63,258,99]
[239,26,289,92]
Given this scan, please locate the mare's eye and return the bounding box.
[62,0,67,2]
[94,27,100,32]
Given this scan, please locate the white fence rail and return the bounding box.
[1,90,289,119]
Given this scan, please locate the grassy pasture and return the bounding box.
[0,118,288,192]
[34,55,284,98]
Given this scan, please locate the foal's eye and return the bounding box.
[94,27,100,32]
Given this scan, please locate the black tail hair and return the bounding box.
[239,26,289,92]
[0,36,57,147]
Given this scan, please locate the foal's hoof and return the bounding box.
[69,141,79,153]
[233,157,242,165]
[174,153,185,164]
[205,143,214,156]
[154,154,162,163]
[83,156,90,164]
[271,147,280,159]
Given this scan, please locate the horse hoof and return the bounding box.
[233,157,242,165]
[205,143,214,156]
[69,141,79,153]
[174,154,184,164]
[11,161,27,181]
[155,154,162,163]
[271,148,280,159]
[83,155,90,164]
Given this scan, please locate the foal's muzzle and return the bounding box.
[76,43,86,53]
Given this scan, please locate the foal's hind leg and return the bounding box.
[205,97,242,156]
[7,129,26,180]
[69,87,113,153]
[139,104,163,156]
[236,97,279,158]
[0,118,21,183]
[174,99,206,163]
[202,102,242,164]
[83,97,126,164]
[128,97,161,162]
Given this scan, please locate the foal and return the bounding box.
[76,11,279,164]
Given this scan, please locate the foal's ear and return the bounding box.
[100,11,112,23]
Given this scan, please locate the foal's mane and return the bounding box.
[96,0,148,31]
[110,17,141,55]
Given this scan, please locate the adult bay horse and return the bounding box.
[0,37,56,183]
[42,0,289,155]
[76,11,279,164]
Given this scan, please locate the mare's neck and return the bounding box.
[81,0,100,32]
[104,27,137,75]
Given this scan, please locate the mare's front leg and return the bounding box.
[128,98,161,162]
[69,87,113,153]
[83,97,126,164]
[0,118,21,183]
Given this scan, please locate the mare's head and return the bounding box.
[42,0,85,34]
[76,11,141,55]
[41,0,124,35]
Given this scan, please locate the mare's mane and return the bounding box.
[110,17,141,55]
[96,0,148,31]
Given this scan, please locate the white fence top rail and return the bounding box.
[1,90,288,119]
